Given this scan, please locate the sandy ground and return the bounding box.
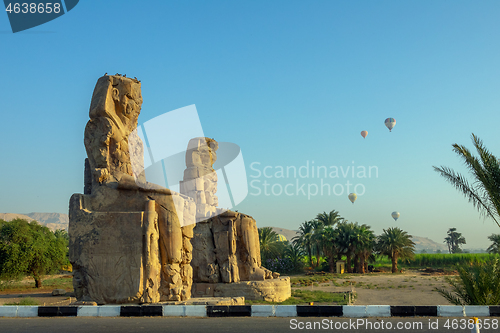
[0,274,74,306]
[0,270,457,306]
[294,270,457,305]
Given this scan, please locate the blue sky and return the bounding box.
[1,1,500,248]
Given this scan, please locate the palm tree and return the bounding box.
[284,242,305,272]
[444,228,466,254]
[487,234,500,254]
[435,259,500,305]
[353,224,376,274]
[258,227,281,262]
[310,219,325,268]
[376,227,415,273]
[433,134,500,228]
[316,210,344,228]
[319,226,340,273]
[292,221,315,268]
[335,222,358,273]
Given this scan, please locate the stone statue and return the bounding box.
[181,138,290,301]
[69,75,290,305]
[70,75,195,304]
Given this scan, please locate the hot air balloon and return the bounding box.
[391,211,400,221]
[361,131,368,139]
[348,193,357,204]
[385,118,396,132]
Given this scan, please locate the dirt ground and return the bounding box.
[294,270,457,305]
[0,274,74,306]
[0,270,457,306]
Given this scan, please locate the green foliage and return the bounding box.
[401,253,500,268]
[487,234,500,254]
[258,227,284,262]
[0,219,69,288]
[433,134,500,228]
[435,259,500,305]
[444,228,466,254]
[375,227,415,273]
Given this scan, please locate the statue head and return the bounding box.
[89,75,143,134]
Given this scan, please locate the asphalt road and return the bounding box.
[1,317,499,333]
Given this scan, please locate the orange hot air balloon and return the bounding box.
[361,131,368,139]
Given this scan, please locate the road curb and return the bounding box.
[0,305,499,317]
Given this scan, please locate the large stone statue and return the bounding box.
[69,75,290,305]
[70,75,195,304]
[181,138,290,302]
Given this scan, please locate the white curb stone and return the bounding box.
[366,305,391,317]
[343,306,367,317]
[77,306,99,317]
[98,306,121,317]
[184,305,206,317]
[17,306,38,317]
[275,305,297,317]
[251,305,275,317]
[163,305,186,317]
[464,306,489,317]
[438,306,464,317]
[0,306,18,317]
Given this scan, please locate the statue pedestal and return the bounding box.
[192,277,291,303]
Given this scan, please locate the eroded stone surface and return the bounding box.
[70,75,195,304]
[70,75,289,305]
[193,277,291,303]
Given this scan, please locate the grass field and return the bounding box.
[0,275,72,293]
[374,253,500,269]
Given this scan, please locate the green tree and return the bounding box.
[433,134,500,228]
[353,224,376,274]
[315,210,344,228]
[444,228,466,254]
[435,259,500,305]
[335,222,358,273]
[487,234,500,254]
[284,242,305,273]
[319,226,340,273]
[0,219,68,288]
[292,221,315,268]
[375,227,415,273]
[258,227,282,262]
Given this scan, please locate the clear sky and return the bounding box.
[1,1,500,249]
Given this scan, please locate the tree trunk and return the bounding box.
[34,275,42,288]
[316,245,321,268]
[391,255,398,273]
[346,255,352,273]
[359,255,366,274]
[308,247,314,268]
[328,256,335,273]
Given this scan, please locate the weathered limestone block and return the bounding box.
[193,277,291,302]
[69,195,160,304]
[190,220,220,283]
[191,210,275,285]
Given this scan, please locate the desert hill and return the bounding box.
[0,212,68,231]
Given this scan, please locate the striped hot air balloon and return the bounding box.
[385,118,396,132]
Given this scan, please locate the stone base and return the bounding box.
[160,297,245,306]
[193,277,291,303]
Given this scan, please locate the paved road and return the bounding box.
[1,317,499,333]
